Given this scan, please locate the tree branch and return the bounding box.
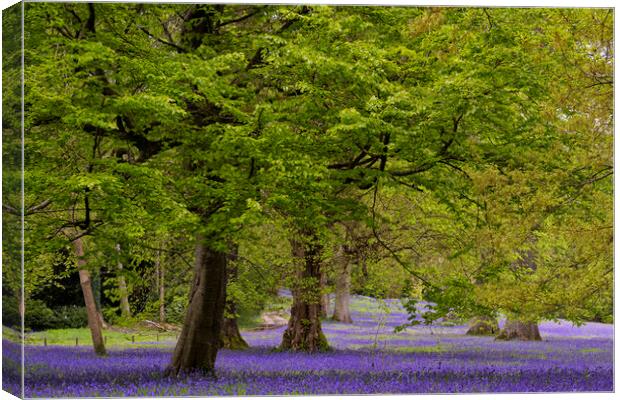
[138,26,188,53]
[27,199,52,213]
[370,182,437,288]
[3,199,53,216]
[217,8,263,28]
[2,203,19,216]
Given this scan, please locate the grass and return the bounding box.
[580,347,605,353]
[13,292,394,349]
[3,326,22,342]
[24,328,179,347]
[17,292,293,347]
[237,314,263,330]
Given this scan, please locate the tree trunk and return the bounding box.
[72,238,106,356]
[220,246,248,350]
[97,311,109,330]
[281,234,329,352]
[494,236,542,341]
[157,250,165,323]
[360,255,368,280]
[221,311,248,350]
[319,269,329,318]
[496,320,542,341]
[332,245,352,323]
[466,315,498,336]
[115,244,131,318]
[166,235,227,376]
[17,291,24,327]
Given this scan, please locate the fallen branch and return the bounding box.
[143,319,180,332]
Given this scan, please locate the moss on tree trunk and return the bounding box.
[221,316,248,350]
[281,233,330,352]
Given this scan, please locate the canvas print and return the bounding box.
[1,2,614,398]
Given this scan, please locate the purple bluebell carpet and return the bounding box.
[2,295,613,397]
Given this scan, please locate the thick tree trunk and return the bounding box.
[73,238,106,356]
[332,245,352,323]
[466,315,498,336]
[319,270,329,318]
[220,246,248,350]
[281,234,329,352]
[496,320,542,341]
[115,244,131,318]
[166,235,227,376]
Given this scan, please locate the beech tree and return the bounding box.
[2,3,25,334]
[399,9,613,339]
[479,9,612,338]
[220,246,249,350]
[22,2,188,355]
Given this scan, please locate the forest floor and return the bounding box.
[2,294,613,397]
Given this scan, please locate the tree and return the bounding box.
[331,222,369,323]
[332,243,353,323]
[155,249,165,323]
[280,230,329,352]
[478,8,613,338]
[115,244,131,319]
[326,8,612,340]
[257,6,423,351]
[148,4,278,374]
[23,2,187,354]
[3,3,25,335]
[220,245,249,350]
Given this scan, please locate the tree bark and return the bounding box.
[157,250,165,323]
[220,246,248,350]
[360,256,368,280]
[97,311,109,330]
[166,235,227,376]
[281,233,329,352]
[319,269,329,318]
[466,315,498,336]
[221,310,248,350]
[115,244,131,318]
[496,320,542,341]
[17,291,24,327]
[73,237,106,356]
[332,244,353,323]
